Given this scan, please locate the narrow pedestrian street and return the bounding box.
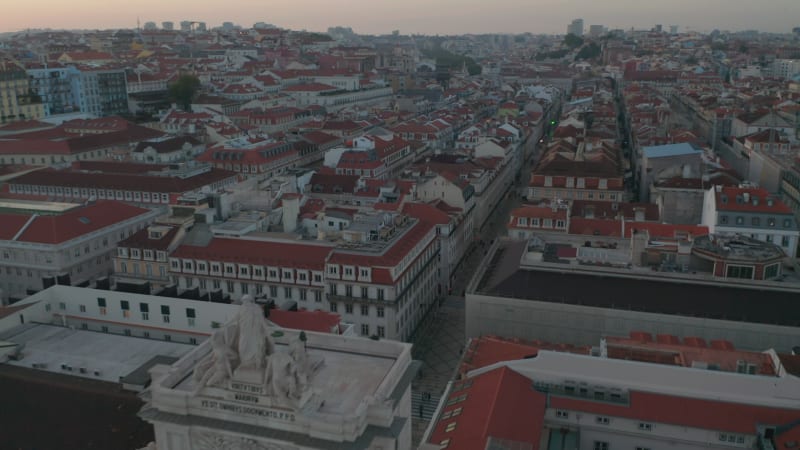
[409,145,538,445]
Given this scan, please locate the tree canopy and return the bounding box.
[420,47,482,76]
[564,33,584,48]
[575,42,601,60]
[168,74,201,111]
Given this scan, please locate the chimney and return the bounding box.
[715,185,722,193]
[634,207,645,222]
[743,192,750,204]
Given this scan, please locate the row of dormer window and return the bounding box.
[326,264,372,281]
[170,259,324,284]
[117,247,167,261]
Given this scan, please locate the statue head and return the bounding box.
[241,294,255,305]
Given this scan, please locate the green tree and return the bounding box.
[564,33,584,48]
[575,42,601,60]
[168,74,201,111]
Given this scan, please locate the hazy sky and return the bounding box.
[3,0,799,35]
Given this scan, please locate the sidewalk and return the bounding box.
[410,296,465,445]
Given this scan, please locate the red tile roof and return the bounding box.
[282,83,339,92]
[0,302,35,319]
[568,217,623,237]
[624,222,708,239]
[605,333,776,375]
[427,366,546,450]
[327,220,435,275]
[9,167,238,194]
[402,202,452,225]
[460,336,590,375]
[118,224,181,251]
[0,200,152,244]
[268,309,341,334]
[550,389,800,435]
[171,237,333,270]
[715,186,793,214]
[309,173,359,194]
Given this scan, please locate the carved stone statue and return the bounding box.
[193,325,239,392]
[236,295,273,371]
[191,296,321,404]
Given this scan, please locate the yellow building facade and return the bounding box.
[0,59,45,123]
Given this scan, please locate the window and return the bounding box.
[124,329,131,336]
[101,326,109,333]
[330,302,338,313]
[765,263,780,279]
[593,442,608,450]
[314,290,322,303]
[120,300,129,311]
[241,283,249,294]
[361,305,369,316]
[720,215,729,224]
[445,422,457,432]
[784,219,792,228]
[596,416,609,425]
[635,447,651,450]
[189,338,198,345]
[638,422,653,431]
[345,303,354,314]
[361,324,369,335]
[768,217,776,227]
[284,287,292,298]
[377,306,385,318]
[165,335,171,342]
[377,326,385,338]
[555,410,569,419]
[59,302,66,310]
[752,217,760,226]
[726,265,754,279]
[345,284,353,297]
[361,286,368,298]
[736,216,744,225]
[377,289,385,301]
[447,394,467,406]
[299,288,307,301]
[782,236,791,247]
[79,305,86,313]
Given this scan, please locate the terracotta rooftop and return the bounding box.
[428,366,546,450]
[0,200,152,244]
